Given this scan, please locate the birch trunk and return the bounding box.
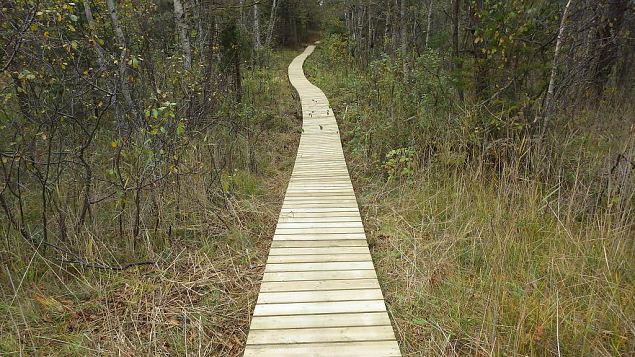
[383,0,390,53]
[264,0,280,48]
[105,0,140,129]
[425,0,433,49]
[239,0,245,31]
[543,0,573,127]
[452,0,464,101]
[471,0,488,97]
[195,0,206,60]
[367,2,372,59]
[173,0,192,69]
[391,0,398,55]
[253,3,261,49]
[400,0,407,71]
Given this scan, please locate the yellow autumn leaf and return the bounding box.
[34,293,65,313]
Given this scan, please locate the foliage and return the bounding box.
[0,0,311,354]
[308,31,634,356]
[384,147,415,180]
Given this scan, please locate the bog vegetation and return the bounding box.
[1,0,634,356]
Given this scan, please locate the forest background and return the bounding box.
[1,0,633,355]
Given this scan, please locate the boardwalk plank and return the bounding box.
[262,270,377,282]
[244,45,400,356]
[256,288,383,304]
[267,253,371,263]
[253,300,387,316]
[246,326,396,344]
[259,279,379,292]
[243,341,401,357]
[249,312,390,329]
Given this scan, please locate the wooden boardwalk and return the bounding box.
[243,46,401,356]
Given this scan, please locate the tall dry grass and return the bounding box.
[0,50,302,355]
[306,37,634,356]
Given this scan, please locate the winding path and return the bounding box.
[243,46,401,356]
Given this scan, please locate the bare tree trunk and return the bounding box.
[345,1,351,32]
[391,0,398,55]
[195,0,206,60]
[543,0,573,127]
[424,0,433,49]
[383,0,391,53]
[264,0,280,48]
[411,6,418,52]
[239,0,245,31]
[471,0,488,98]
[367,1,373,59]
[173,0,192,69]
[593,0,629,97]
[400,0,407,67]
[253,2,261,49]
[83,0,106,70]
[452,0,463,101]
[105,0,140,129]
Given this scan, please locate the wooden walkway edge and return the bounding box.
[243,45,401,357]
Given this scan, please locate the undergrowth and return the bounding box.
[0,49,301,356]
[306,35,634,356]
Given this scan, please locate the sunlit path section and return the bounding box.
[243,46,401,356]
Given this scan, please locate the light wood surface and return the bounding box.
[243,45,401,356]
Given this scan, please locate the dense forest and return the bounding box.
[1,0,634,355]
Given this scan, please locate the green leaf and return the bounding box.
[176,121,185,136]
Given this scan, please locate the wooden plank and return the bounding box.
[267,253,371,263]
[280,210,360,215]
[252,300,387,316]
[264,261,374,272]
[281,205,359,210]
[275,228,365,235]
[275,221,364,228]
[286,184,353,188]
[284,188,353,192]
[270,240,368,248]
[285,188,353,192]
[243,341,401,357]
[249,312,390,329]
[263,270,377,282]
[281,201,359,206]
[278,212,361,219]
[277,216,362,223]
[272,233,366,241]
[257,289,383,304]
[284,192,354,196]
[283,196,357,201]
[247,326,396,345]
[259,279,379,292]
[269,247,370,255]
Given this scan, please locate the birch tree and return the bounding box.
[253,2,262,49]
[173,0,192,69]
[83,0,106,70]
[265,0,281,48]
[105,0,141,129]
[424,0,433,49]
[542,0,573,131]
[400,0,407,68]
